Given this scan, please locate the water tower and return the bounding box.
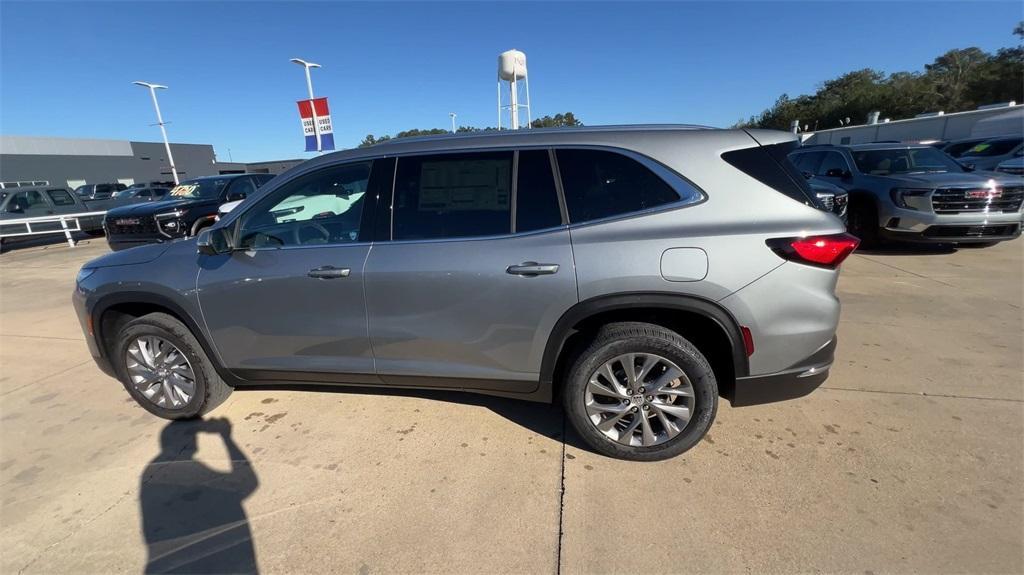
[497,49,531,130]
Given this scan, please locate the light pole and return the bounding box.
[449,112,457,133]
[290,58,322,152]
[132,81,179,184]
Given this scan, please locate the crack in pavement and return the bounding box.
[556,412,567,575]
[0,360,92,397]
[854,255,957,287]
[822,385,1023,403]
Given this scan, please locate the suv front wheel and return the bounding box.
[563,322,718,461]
[113,312,232,419]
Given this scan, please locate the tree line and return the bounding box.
[737,22,1023,131]
[358,112,583,147]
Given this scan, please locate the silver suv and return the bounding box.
[790,143,1024,245]
[73,126,856,461]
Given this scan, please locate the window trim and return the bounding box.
[230,160,376,252]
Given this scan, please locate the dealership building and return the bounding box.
[0,135,303,189]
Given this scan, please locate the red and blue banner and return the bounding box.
[297,97,335,152]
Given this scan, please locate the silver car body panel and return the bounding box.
[75,125,850,404]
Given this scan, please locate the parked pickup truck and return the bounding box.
[0,185,118,241]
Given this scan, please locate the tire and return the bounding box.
[847,199,880,247]
[112,312,231,419]
[563,322,718,461]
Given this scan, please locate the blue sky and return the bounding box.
[1,1,1021,162]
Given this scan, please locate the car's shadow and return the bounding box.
[855,242,959,256]
[0,232,101,254]
[235,383,581,450]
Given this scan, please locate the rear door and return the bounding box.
[363,149,577,392]
[198,159,386,381]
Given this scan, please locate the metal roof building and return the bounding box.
[0,135,304,189]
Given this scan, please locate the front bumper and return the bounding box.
[729,337,835,407]
[879,206,1022,244]
[72,288,116,377]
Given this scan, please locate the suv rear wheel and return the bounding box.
[563,322,718,461]
[112,312,232,419]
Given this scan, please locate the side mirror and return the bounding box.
[196,227,232,255]
[961,162,976,172]
[824,168,851,179]
[227,192,246,202]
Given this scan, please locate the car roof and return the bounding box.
[181,174,249,182]
[845,143,935,151]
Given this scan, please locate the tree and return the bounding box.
[530,112,583,128]
[740,24,1023,131]
[358,112,584,146]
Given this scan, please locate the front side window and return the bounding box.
[556,149,683,223]
[3,190,46,213]
[789,151,823,175]
[47,189,76,206]
[393,151,513,240]
[236,162,370,249]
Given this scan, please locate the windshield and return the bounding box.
[168,179,230,199]
[111,189,134,198]
[852,147,963,175]
[962,138,1023,157]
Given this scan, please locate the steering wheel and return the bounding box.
[292,221,331,245]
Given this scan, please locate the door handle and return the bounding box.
[506,262,559,277]
[308,265,351,279]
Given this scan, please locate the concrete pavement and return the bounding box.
[1,236,1020,573]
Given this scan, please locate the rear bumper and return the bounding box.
[729,337,835,407]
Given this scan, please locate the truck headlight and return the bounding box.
[890,188,932,211]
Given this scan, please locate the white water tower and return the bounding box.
[497,49,531,130]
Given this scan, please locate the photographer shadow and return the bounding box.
[140,418,259,574]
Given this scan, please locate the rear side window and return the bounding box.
[515,150,562,232]
[556,149,683,223]
[47,189,76,206]
[393,152,513,240]
[723,141,821,207]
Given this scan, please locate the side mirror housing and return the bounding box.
[961,162,976,172]
[824,168,851,179]
[196,227,232,255]
[227,192,246,202]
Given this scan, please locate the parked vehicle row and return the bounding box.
[74,126,856,461]
[1,185,110,238]
[790,142,1023,246]
[103,174,275,251]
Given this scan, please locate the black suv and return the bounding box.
[104,174,274,251]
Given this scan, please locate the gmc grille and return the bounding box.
[931,186,1024,214]
[106,216,158,235]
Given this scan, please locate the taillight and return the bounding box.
[766,233,860,268]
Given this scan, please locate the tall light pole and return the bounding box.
[132,81,179,184]
[290,58,322,153]
[449,112,457,133]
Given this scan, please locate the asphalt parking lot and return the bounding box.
[0,236,1021,574]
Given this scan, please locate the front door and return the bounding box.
[198,160,380,382]
[364,150,578,392]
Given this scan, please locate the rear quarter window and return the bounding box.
[555,149,695,223]
[722,142,822,208]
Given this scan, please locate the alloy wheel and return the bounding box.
[584,353,694,447]
[126,336,196,409]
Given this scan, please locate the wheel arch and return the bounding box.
[540,293,749,402]
[92,292,242,386]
